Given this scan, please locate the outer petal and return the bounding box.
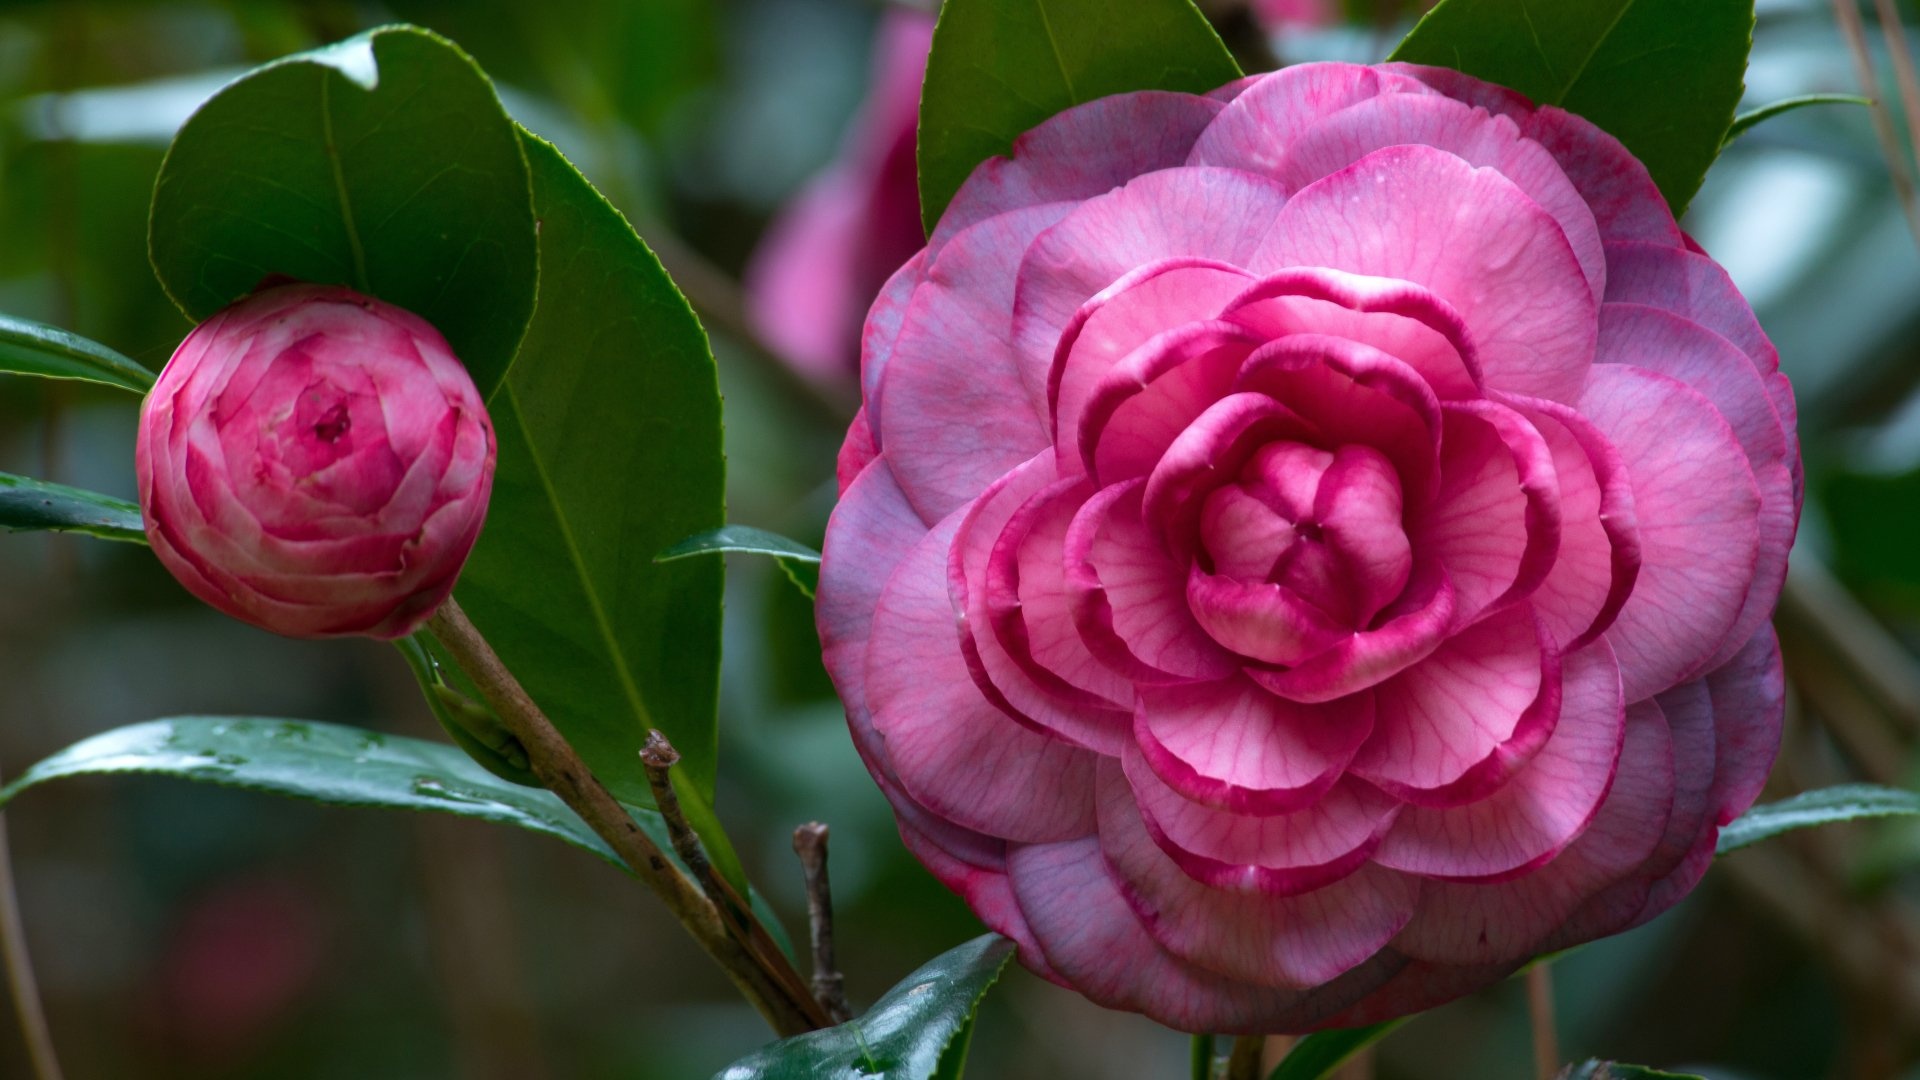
[1375,640,1625,880]
[1580,366,1761,700]
[865,509,1099,842]
[1252,144,1597,404]
[1705,627,1785,824]
[1005,836,1408,1033]
[878,203,1068,521]
[1188,62,1435,175]
[1097,765,1417,989]
[935,91,1227,248]
[1391,690,1674,965]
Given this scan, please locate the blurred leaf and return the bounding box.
[1191,1034,1215,1080]
[0,472,145,543]
[1390,0,1753,214]
[452,131,725,810]
[1717,784,1920,855]
[1268,1020,1407,1080]
[917,0,1242,232]
[713,934,1014,1080]
[0,312,153,393]
[1823,467,1920,609]
[1558,1062,1706,1080]
[1725,94,1873,145]
[147,25,537,398]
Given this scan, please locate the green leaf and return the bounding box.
[714,934,1015,1080]
[0,472,145,543]
[1559,1061,1706,1080]
[0,312,154,393]
[1192,1035,1216,1080]
[657,525,821,565]
[917,0,1242,233]
[0,718,622,868]
[1268,1020,1408,1080]
[1717,784,1920,855]
[658,525,819,600]
[0,716,792,950]
[452,131,725,809]
[148,25,537,398]
[1725,94,1873,146]
[1389,0,1754,215]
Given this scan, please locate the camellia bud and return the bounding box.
[136,283,496,639]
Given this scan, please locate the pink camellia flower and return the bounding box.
[744,9,934,381]
[137,283,495,640]
[819,62,1798,1031]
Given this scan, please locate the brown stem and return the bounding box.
[0,807,62,1080]
[424,600,828,1035]
[1527,964,1559,1080]
[792,823,852,1023]
[1226,1034,1265,1080]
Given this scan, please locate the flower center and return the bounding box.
[312,402,351,443]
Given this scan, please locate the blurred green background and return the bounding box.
[1,1,1919,1077]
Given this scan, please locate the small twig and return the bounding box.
[0,805,61,1080]
[1834,0,1920,248]
[1225,1034,1265,1080]
[639,732,715,887]
[424,600,828,1035]
[792,823,853,1023]
[1527,964,1559,1080]
[638,729,824,1032]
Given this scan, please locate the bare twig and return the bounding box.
[1226,1034,1265,1080]
[1527,964,1559,1080]
[1873,0,1920,182]
[792,823,852,1023]
[0,807,61,1080]
[639,732,715,888]
[424,600,829,1035]
[1834,0,1920,247]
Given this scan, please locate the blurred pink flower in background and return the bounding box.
[1253,0,1337,32]
[820,62,1799,1032]
[137,283,496,640]
[745,9,935,382]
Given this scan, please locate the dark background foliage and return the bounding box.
[0,1,1917,1077]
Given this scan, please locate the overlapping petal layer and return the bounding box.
[819,62,1798,1032]
[138,284,496,639]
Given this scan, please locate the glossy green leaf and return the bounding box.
[0,716,792,953]
[714,934,1015,1080]
[659,525,819,600]
[657,525,820,565]
[917,0,1242,233]
[1725,94,1873,146]
[0,312,154,393]
[148,25,537,398]
[0,472,145,543]
[1559,1061,1705,1080]
[1717,784,1920,855]
[1268,1020,1407,1080]
[0,718,621,867]
[1390,0,1754,214]
[452,131,725,808]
